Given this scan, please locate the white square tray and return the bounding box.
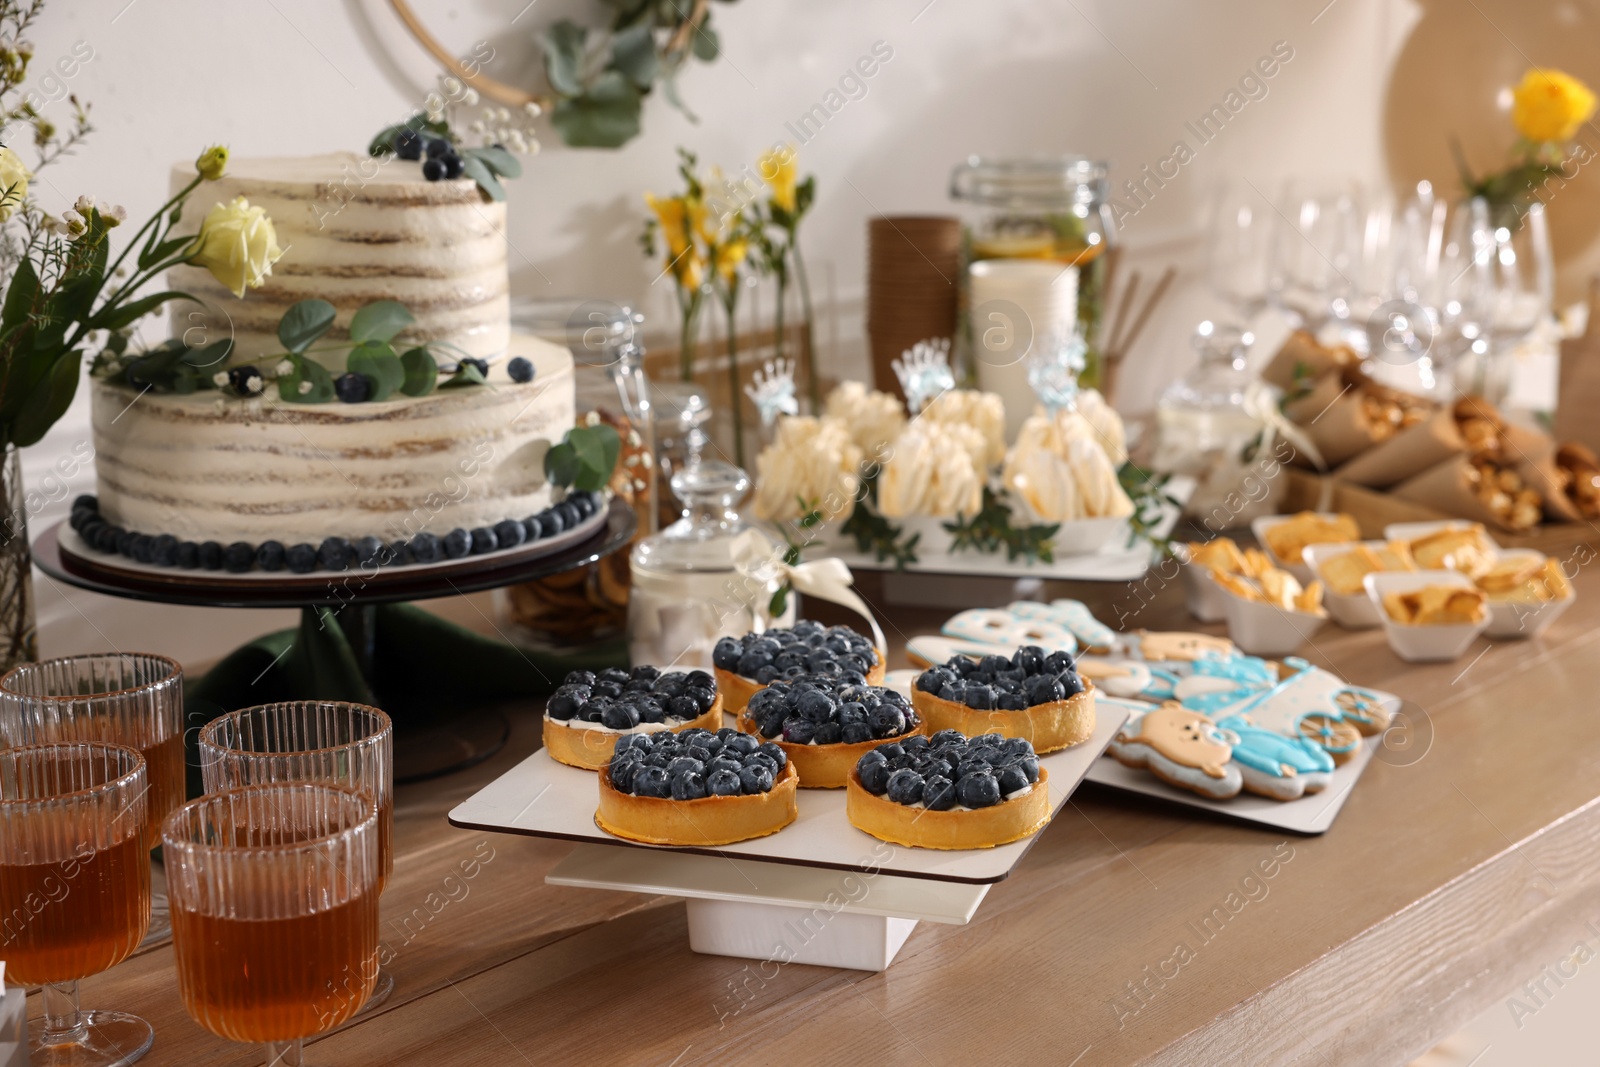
[448,704,1131,886]
[1083,696,1389,835]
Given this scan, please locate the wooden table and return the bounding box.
[69,564,1600,1066]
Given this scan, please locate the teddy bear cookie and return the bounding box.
[595,728,799,846]
[911,646,1096,754]
[1110,703,1337,802]
[543,666,723,771]
[737,676,921,788]
[712,620,884,712]
[845,730,1052,850]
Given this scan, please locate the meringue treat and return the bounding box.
[920,389,1009,467]
[752,416,863,523]
[1003,409,1134,524]
[825,381,906,457]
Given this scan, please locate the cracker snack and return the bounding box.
[1317,542,1416,597]
[1476,557,1573,604]
[1381,586,1488,626]
[1262,512,1360,565]
[1402,524,1496,577]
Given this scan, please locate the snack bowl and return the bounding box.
[1382,520,1504,553]
[1250,512,1353,585]
[1174,544,1229,622]
[1478,549,1576,640]
[1363,570,1489,662]
[1218,588,1328,657]
[1301,540,1398,630]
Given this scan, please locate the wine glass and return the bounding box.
[0,742,152,1067]
[0,653,183,948]
[198,701,394,1015]
[1268,179,1364,333]
[163,784,380,1067]
[1206,181,1273,325]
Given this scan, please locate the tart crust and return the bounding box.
[735,708,922,789]
[715,648,886,714]
[595,759,799,846]
[845,766,1052,850]
[543,696,725,771]
[911,683,1097,754]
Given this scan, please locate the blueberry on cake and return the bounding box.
[735,677,920,788]
[912,646,1096,754]
[711,620,884,712]
[845,731,1052,849]
[543,666,724,771]
[595,728,799,845]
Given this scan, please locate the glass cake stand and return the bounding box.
[32,498,636,784]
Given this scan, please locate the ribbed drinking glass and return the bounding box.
[0,742,152,1067]
[0,653,183,947]
[163,784,380,1067]
[198,701,394,1011]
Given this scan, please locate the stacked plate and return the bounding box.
[865,216,962,398]
[967,258,1079,439]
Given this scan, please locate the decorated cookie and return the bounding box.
[1108,703,1243,800]
[1215,715,1335,800]
[1008,599,1119,653]
[1131,630,1237,662]
[941,608,1077,658]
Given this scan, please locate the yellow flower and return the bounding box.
[188,196,284,298]
[1512,68,1597,143]
[646,192,692,258]
[713,237,748,283]
[195,145,229,181]
[0,146,29,221]
[758,144,798,214]
[677,250,705,291]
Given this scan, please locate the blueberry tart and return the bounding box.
[735,676,921,788]
[712,621,885,713]
[911,646,1096,754]
[543,666,724,771]
[846,731,1052,849]
[595,728,799,845]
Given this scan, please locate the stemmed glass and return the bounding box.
[198,701,394,1013]
[1268,179,1363,333]
[0,653,184,947]
[0,742,152,1066]
[163,784,380,1067]
[1206,181,1274,325]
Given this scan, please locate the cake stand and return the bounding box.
[33,499,637,783]
[449,704,1130,971]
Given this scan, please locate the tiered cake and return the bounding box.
[83,154,579,572]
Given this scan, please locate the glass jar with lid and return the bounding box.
[627,461,794,668]
[950,156,1115,387]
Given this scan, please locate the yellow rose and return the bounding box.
[0,146,29,221]
[195,145,229,181]
[758,144,798,214]
[188,196,284,298]
[713,237,748,283]
[1512,68,1597,143]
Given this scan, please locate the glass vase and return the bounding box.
[0,444,37,674]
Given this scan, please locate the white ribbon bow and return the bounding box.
[728,531,889,655]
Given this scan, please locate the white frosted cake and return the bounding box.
[167,153,510,363]
[78,153,589,575]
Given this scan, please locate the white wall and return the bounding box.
[17,0,1417,658]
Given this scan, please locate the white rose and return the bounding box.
[188,196,285,299]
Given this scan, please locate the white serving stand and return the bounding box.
[449,705,1130,971]
[825,476,1195,584]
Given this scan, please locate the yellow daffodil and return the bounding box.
[758,144,798,214]
[1512,68,1597,143]
[713,237,748,283]
[678,249,705,291]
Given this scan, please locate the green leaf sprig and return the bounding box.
[544,421,621,492]
[944,486,1060,563]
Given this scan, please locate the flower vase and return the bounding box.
[0,445,38,673]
